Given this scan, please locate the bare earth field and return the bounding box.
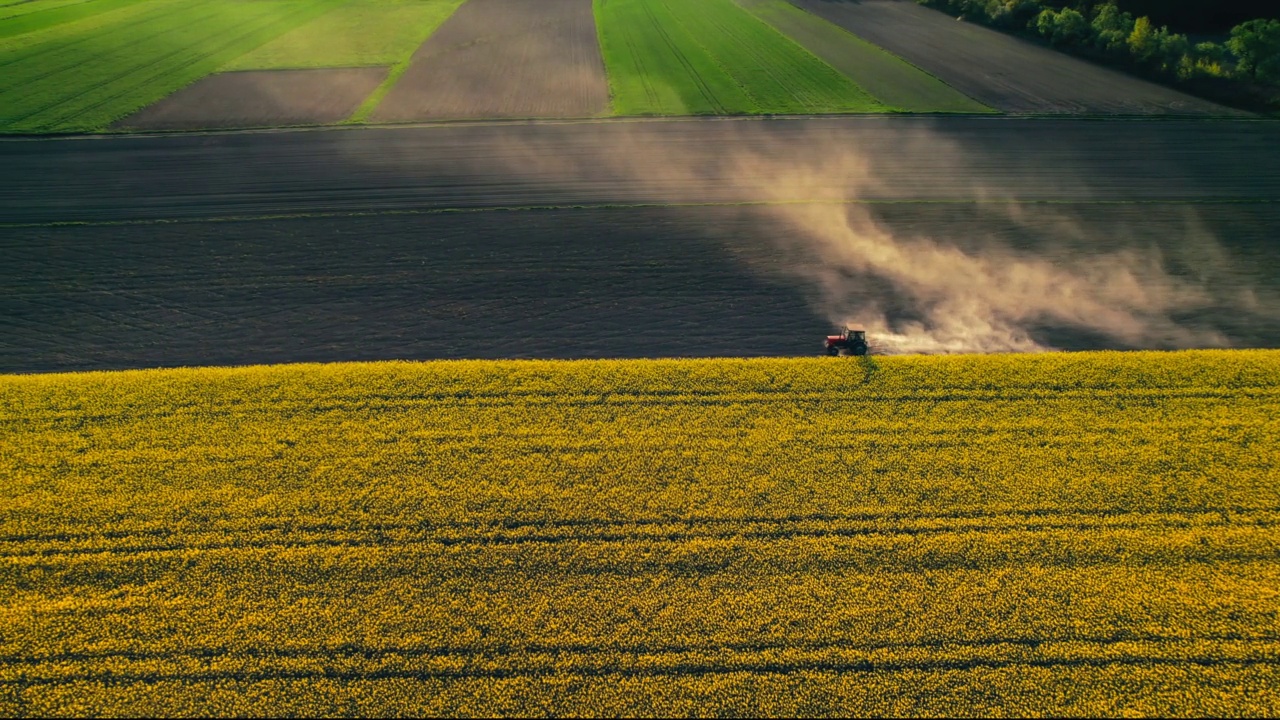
[371,0,608,121]
[791,0,1243,115]
[114,68,388,130]
[2,117,1278,372]
[3,202,1278,373]
[3,118,1278,225]
[0,208,821,372]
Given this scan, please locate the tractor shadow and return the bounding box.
[857,354,882,385]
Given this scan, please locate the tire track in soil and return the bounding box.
[5,643,1278,686]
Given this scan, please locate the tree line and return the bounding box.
[919,0,1280,109]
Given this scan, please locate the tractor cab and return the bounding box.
[825,327,868,356]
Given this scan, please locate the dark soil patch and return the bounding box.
[793,0,1245,115]
[371,0,609,121]
[3,203,1278,373]
[4,117,1279,225]
[116,67,388,130]
[0,208,826,372]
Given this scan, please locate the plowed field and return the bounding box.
[371,0,609,121]
[3,117,1279,372]
[3,351,1279,715]
[791,0,1243,115]
[4,118,1278,225]
[3,202,1279,373]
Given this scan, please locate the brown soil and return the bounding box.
[115,68,388,130]
[4,117,1279,371]
[3,117,1277,225]
[3,202,1278,373]
[792,0,1245,116]
[371,0,609,121]
[0,208,826,372]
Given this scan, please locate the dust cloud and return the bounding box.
[769,201,1231,353]
[484,120,1252,355]
[727,134,1248,354]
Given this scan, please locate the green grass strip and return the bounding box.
[596,0,885,116]
[595,0,753,114]
[733,0,993,114]
[345,0,465,123]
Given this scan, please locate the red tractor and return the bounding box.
[825,327,869,356]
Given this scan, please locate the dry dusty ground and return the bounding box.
[3,117,1278,371]
[3,117,1278,224]
[371,0,608,121]
[792,0,1243,115]
[114,68,388,130]
[3,202,1278,373]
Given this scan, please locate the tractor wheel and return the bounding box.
[851,345,868,357]
[826,346,840,357]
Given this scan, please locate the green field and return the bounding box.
[595,0,886,115]
[734,0,992,113]
[223,0,463,70]
[0,0,347,133]
[0,0,994,132]
[3,351,1279,715]
[0,0,146,40]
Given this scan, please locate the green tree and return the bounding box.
[986,0,1043,30]
[1128,16,1158,62]
[1154,27,1190,74]
[1228,19,1280,83]
[1036,8,1089,47]
[1181,41,1227,79]
[1091,3,1135,54]
[1194,41,1227,65]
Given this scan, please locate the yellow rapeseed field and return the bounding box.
[2,351,1278,716]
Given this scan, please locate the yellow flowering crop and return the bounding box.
[1,350,1278,716]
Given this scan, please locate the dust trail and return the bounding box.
[481,120,1254,354]
[768,200,1226,353]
